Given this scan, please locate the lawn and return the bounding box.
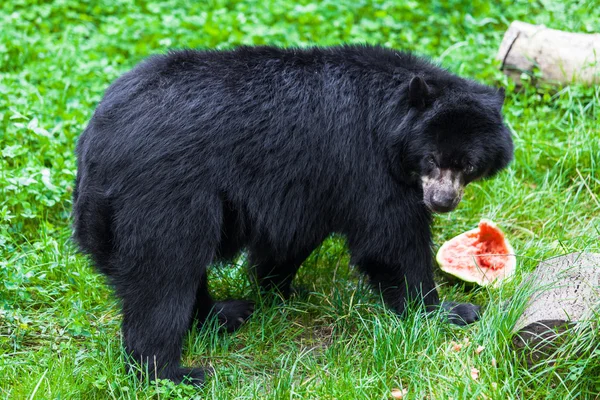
[1,0,599,398]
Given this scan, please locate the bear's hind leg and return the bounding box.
[193,273,254,333]
[249,245,316,299]
[120,263,207,386]
[116,193,226,386]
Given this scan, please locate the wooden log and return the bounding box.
[496,21,600,85]
[512,252,600,366]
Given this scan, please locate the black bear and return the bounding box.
[72,45,513,386]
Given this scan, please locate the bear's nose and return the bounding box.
[430,190,458,213]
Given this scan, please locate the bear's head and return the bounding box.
[388,75,514,213]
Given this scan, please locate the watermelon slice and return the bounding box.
[436,219,516,287]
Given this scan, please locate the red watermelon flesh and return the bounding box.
[436,219,516,286]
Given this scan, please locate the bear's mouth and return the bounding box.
[421,169,465,213]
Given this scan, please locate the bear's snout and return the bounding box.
[422,169,464,213]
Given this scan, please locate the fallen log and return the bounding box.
[497,21,600,85]
[512,252,600,366]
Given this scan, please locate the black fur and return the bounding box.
[72,45,513,385]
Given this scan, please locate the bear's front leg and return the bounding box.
[347,202,479,325]
[353,248,480,325]
[354,254,440,317]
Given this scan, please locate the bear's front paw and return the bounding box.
[441,301,481,326]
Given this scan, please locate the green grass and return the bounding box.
[1,0,599,398]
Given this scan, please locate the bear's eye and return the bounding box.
[427,155,436,167]
[464,164,475,175]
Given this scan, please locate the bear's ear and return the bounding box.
[492,87,506,110]
[498,86,506,98]
[408,76,430,108]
